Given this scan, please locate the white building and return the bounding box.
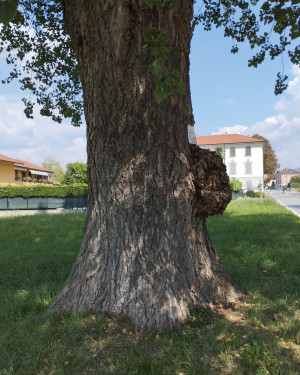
[196,134,265,191]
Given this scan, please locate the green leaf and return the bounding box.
[0,0,18,25]
[154,86,169,103]
[153,65,168,79]
[174,80,185,94]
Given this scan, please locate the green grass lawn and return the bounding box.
[0,199,299,375]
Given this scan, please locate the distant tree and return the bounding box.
[290,175,300,184]
[42,157,65,182]
[62,162,87,185]
[252,134,280,182]
[229,178,242,192]
[214,146,225,159]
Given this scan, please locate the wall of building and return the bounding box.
[275,171,300,188]
[0,161,15,185]
[0,163,34,186]
[15,169,31,183]
[200,142,264,191]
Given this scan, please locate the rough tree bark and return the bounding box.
[49,0,241,329]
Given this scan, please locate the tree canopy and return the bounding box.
[42,156,65,182]
[290,174,300,184]
[0,0,299,124]
[62,162,87,185]
[252,133,280,181]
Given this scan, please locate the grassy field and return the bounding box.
[0,198,299,375]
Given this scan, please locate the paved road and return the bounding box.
[267,189,300,218]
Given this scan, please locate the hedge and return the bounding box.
[245,190,265,198]
[0,183,88,198]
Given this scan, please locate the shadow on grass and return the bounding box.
[1,205,300,374]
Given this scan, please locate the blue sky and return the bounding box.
[0,18,299,170]
[191,25,300,170]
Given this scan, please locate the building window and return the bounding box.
[245,162,252,174]
[245,146,251,156]
[15,170,18,181]
[246,181,252,190]
[22,171,26,181]
[229,162,236,175]
[230,147,235,157]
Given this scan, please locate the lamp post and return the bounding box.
[258,180,262,199]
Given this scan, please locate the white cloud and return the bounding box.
[0,94,87,169]
[212,66,300,169]
[225,97,236,105]
[57,138,87,166]
[212,124,248,135]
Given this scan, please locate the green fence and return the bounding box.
[231,190,244,200]
[0,196,88,210]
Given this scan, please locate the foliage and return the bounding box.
[255,191,265,198]
[245,190,265,198]
[252,134,280,182]
[0,199,299,374]
[0,183,88,198]
[144,24,185,103]
[195,0,300,95]
[0,0,18,25]
[245,190,256,198]
[42,157,65,182]
[62,162,87,185]
[0,0,299,121]
[290,175,300,184]
[214,146,225,158]
[229,177,242,192]
[0,0,83,125]
[290,182,300,188]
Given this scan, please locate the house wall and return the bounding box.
[0,161,15,185]
[200,142,264,191]
[15,169,31,183]
[0,162,33,186]
[275,171,300,188]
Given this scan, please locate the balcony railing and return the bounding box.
[14,177,57,184]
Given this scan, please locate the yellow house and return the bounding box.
[0,154,53,185]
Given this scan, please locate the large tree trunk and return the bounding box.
[49,0,241,329]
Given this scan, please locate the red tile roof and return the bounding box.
[196,134,265,146]
[0,153,52,173]
[0,154,21,164]
[276,168,300,174]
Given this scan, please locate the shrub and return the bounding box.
[291,182,300,188]
[255,191,265,198]
[0,184,88,198]
[229,178,242,192]
[245,190,256,198]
